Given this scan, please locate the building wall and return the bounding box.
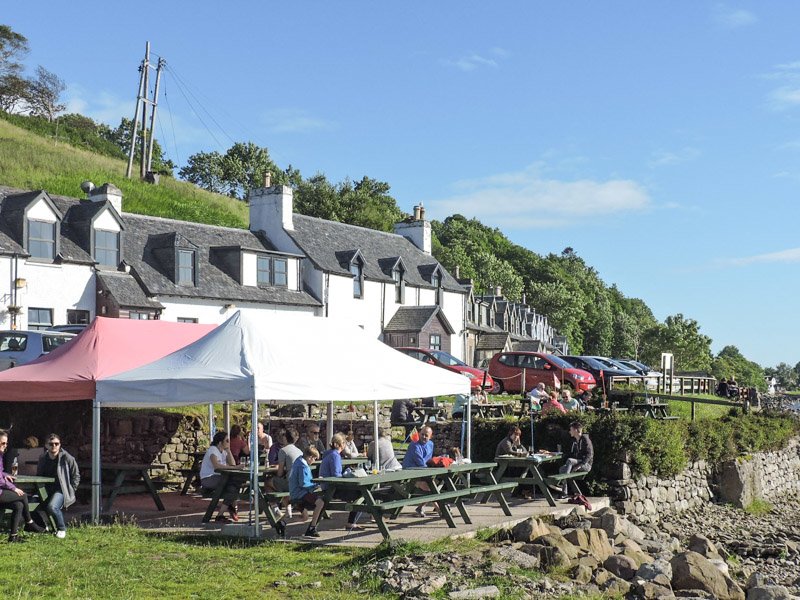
[157,297,319,324]
[325,273,385,336]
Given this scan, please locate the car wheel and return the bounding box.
[492,380,504,395]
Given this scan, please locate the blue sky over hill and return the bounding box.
[6,2,799,366]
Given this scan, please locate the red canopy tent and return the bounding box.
[0,317,216,401]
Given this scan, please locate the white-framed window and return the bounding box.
[393,266,405,303]
[94,229,120,267]
[351,260,363,298]
[430,334,442,351]
[28,307,53,330]
[129,311,150,320]
[257,256,288,287]
[431,271,441,305]
[177,317,198,323]
[177,249,195,285]
[28,220,56,260]
[67,309,90,325]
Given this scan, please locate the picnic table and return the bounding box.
[493,453,565,506]
[411,405,446,424]
[79,462,166,513]
[595,405,629,417]
[630,402,674,419]
[1,475,56,529]
[180,451,207,495]
[314,462,516,540]
[471,402,512,419]
[201,464,277,523]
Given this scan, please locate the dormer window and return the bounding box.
[431,270,442,305]
[94,230,120,267]
[177,249,196,286]
[351,259,364,298]
[257,255,288,288]
[393,265,405,303]
[29,220,56,260]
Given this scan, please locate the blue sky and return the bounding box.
[6,3,799,367]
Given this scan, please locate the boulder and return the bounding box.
[621,538,654,567]
[587,528,614,561]
[571,564,593,584]
[604,554,639,580]
[688,534,721,560]
[449,586,501,599]
[670,551,745,600]
[601,575,632,596]
[637,559,673,583]
[746,586,793,600]
[533,533,579,561]
[565,528,589,550]
[511,517,551,543]
[594,568,613,586]
[491,545,540,570]
[630,580,676,599]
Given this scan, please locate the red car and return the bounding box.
[395,347,495,392]
[488,351,596,394]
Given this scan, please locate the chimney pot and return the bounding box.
[413,205,421,220]
[419,204,426,220]
[264,172,272,187]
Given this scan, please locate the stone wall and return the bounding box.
[612,437,800,525]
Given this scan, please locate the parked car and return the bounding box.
[487,351,596,394]
[0,330,76,371]
[395,347,495,392]
[615,358,661,389]
[561,355,641,390]
[47,324,88,335]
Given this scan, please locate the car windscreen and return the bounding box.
[0,333,28,352]
[43,335,73,352]
[429,350,467,367]
[546,355,575,369]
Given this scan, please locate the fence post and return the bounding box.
[691,400,696,421]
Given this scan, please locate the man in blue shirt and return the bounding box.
[283,446,324,538]
[401,426,435,517]
[319,433,360,529]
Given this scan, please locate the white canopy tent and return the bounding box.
[96,311,470,531]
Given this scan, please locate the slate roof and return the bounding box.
[384,306,455,334]
[0,186,320,308]
[476,331,511,350]
[97,272,163,309]
[288,215,466,293]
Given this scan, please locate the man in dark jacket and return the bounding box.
[558,421,593,498]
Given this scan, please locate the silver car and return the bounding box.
[0,330,75,371]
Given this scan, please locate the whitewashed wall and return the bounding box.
[158,298,319,324]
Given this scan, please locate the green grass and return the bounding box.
[0,118,248,227]
[743,498,773,516]
[666,398,734,420]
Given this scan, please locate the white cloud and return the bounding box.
[441,47,509,72]
[768,86,800,109]
[259,108,336,134]
[712,4,757,29]
[427,164,651,228]
[648,147,701,167]
[726,247,800,266]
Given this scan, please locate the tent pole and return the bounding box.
[91,399,101,524]
[223,402,231,435]
[251,397,260,537]
[208,404,215,437]
[373,399,379,470]
[466,393,472,461]
[326,403,334,447]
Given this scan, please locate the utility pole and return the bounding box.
[125,42,166,181]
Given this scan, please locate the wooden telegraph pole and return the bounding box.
[125,42,165,181]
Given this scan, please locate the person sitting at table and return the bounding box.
[560,389,582,412]
[199,431,239,523]
[341,428,360,458]
[267,429,285,466]
[367,427,402,472]
[402,426,436,517]
[17,435,43,476]
[528,382,547,405]
[256,421,272,455]
[284,446,324,538]
[228,425,250,465]
[542,390,567,415]
[451,393,469,420]
[318,433,360,530]
[0,429,45,542]
[390,399,418,435]
[35,433,79,539]
[557,420,593,499]
[270,429,301,494]
[716,377,729,398]
[577,390,595,412]
[297,424,326,456]
[495,426,528,458]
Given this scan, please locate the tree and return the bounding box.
[101,117,175,175]
[26,66,65,122]
[473,252,524,301]
[220,141,282,199]
[0,25,28,78]
[640,314,712,372]
[178,151,226,194]
[0,73,28,113]
[712,346,765,390]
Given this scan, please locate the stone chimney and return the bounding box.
[394,203,431,254]
[494,285,502,297]
[88,183,123,214]
[248,174,294,234]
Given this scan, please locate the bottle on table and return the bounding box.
[11,457,18,477]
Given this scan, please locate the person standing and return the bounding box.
[35,434,80,539]
[558,421,593,498]
[0,430,45,542]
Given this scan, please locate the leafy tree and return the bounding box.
[527,280,584,352]
[101,117,175,175]
[220,141,282,199]
[0,25,28,78]
[641,314,712,372]
[712,346,765,390]
[26,66,65,122]
[178,151,226,194]
[473,252,524,301]
[0,73,28,113]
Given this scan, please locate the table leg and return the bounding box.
[485,471,512,516]
[141,470,165,511]
[202,473,227,523]
[425,476,457,529]
[531,466,556,507]
[34,483,57,530]
[103,470,127,513]
[440,474,472,525]
[486,463,509,504]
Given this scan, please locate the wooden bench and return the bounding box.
[544,471,588,496]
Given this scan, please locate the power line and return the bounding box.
[161,80,181,167]
[163,66,227,151]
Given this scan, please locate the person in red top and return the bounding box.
[228,425,250,465]
[542,390,567,415]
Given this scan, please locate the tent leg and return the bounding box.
[466,394,472,461]
[91,399,101,524]
[223,402,231,435]
[251,398,260,538]
[208,404,215,437]
[373,399,379,469]
[326,403,334,447]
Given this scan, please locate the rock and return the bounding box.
[621,538,653,567]
[637,559,673,583]
[511,517,551,543]
[375,559,393,577]
[708,558,730,577]
[670,551,745,600]
[572,564,593,584]
[535,533,579,559]
[604,554,639,580]
[449,586,501,599]
[565,528,589,550]
[688,534,721,560]
[576,555,600,569]
[594,568,613,586]
[587,528,614,561]
[601,575,632,596]
[746,586,793,600]
[419,574,447,594]
[630,580,676,599]
[492,545,540,570]
[284,571,301,578]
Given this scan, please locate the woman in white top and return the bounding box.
[341,428,360,458]
[256,422,272,456]
[200,431,238,522]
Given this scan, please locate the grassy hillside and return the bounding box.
[0,118,247,228]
